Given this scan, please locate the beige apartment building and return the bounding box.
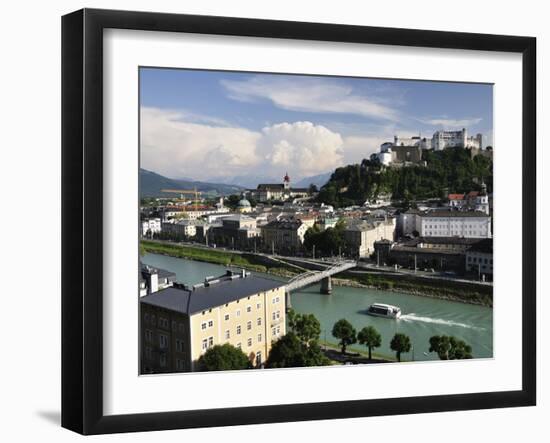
[344,217,396,258]
[140,270,286,373]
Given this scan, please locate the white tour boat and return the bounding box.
[366,303,402,319]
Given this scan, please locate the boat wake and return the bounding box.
[399,313,485,330]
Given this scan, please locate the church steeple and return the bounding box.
[283,172,290,190]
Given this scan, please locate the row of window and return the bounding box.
[143,313,186,333]
[467,256,493,264]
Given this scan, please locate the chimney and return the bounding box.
[147,270,158,294]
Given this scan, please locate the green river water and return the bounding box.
[142,253,493,361]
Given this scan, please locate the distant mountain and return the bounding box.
[213,174,280,189]
[294,172,332,189]
[139,169,245,198]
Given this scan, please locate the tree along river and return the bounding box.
[142,253,493,361]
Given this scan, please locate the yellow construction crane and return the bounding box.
[161,188,202,212]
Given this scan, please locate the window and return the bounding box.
[224,313,230,321]
[247,338,252,347]
[257,317,262,326]
[201,322,207,330]
[237,343,242,349]
[179,323,185,333]
[208,320,214,328]
[159,317,169,329]
[172,320,177,331]
[236,310,241,317]
[256,351,262,366]
[256,303,261,309]
[247,321,252,331]
[144,313,149,323]
[145,329,153,342]
[258,333,262,342]
[208,336,214,347]
[246,305,252,313]
[144,346,152,360]
[236,325,241,335]
[225,330,230,340]
[176,359,186,371]
[159,334,168,349]
[160,353,167,367]
[176,339,184,353]
[201,339,208,351]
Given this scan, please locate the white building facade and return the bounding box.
[432,128,482,150]
[142,218,162,237]
[420,211,491,238]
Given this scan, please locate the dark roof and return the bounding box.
[405,237,485,247]
[140,273,285,315]
[424,210,489,218]
[467,238,493,254]
[257,184,285,191]
[262,220,304,230]
[141,263,176,280]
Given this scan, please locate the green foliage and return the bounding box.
[287,309,322,346]
[317,149,493,207]
[265,332,330,368]
[198,343,251,371]
[225,194,242,209]
[303,222,345,257]
[357,326,382,360]
[390,333,412,362]
[429,335,473,360]
[267,310,330,368]
[331,319,357,354]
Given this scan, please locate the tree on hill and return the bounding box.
[429,335,473,360]
[332,319,357,355]
[357,326,382,360]
[317,148,493,208]
[390,333,412,362]
[198,343,251,371]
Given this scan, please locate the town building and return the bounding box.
[398,209,491,239]
[141,218,161,237]
[161,219,197,238]
[252,173,310,202]
[209,215,261,250]
[344,217,396,258]
[140,270,286,373]
[446,182,490,215]
[140,264,176,297]
[465,238,493,280]
[261,219,308,254]
[236,196,253,214]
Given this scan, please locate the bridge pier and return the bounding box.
[285,290,292,311]
[320,276,332,294]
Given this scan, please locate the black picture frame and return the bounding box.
[61,8,536,435]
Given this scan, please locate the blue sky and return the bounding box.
[140,67,493,184]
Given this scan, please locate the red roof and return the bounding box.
[448,194,465,200]
[466,191,480,199]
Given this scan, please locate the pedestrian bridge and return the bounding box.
[285,260,357,293]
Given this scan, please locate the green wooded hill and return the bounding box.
[317,148,493,207]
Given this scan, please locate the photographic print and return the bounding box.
[138,68,494,374]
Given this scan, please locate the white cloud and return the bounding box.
[342,135,388,164]
[221,76,399,121]
[141,108,346,181]
[140,107,261,180]
[257,121,345,178]
[418,117,483,129]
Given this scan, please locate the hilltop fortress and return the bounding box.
[374,128,491,167]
